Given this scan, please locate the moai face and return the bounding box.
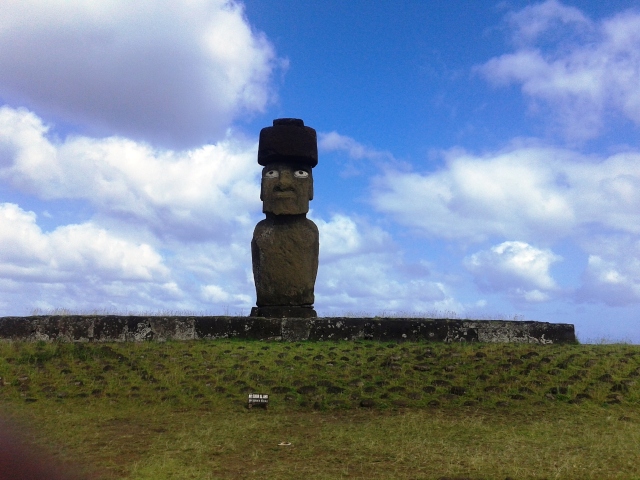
[260,162,313,215]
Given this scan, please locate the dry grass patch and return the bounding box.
[3,402,640,479]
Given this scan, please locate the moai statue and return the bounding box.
[250,118,319,318]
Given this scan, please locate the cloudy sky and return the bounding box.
[1,0,639,342]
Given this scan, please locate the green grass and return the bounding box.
[1,339,639,479]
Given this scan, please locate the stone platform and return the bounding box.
[0,316,575,343]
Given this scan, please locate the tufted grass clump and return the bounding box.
[0,339,639,479]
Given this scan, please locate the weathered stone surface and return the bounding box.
[258,118,318,167]
[251,306,317,318]
[0,315,196,343]
[0,316,37,340]
[261,163,313,215]
[252,214,319,308]
[281,317,312,340]
[251,118,320,317]
[0,316,576,344]
[195,316,280,340]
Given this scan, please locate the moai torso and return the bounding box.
[252,214,319,307]
[250,119,319,318]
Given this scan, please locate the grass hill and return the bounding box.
[1,339,639,479]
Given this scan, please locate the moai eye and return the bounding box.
[264,170,279,178]
[294,170,309,178]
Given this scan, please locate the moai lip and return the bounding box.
[251,119,319,318]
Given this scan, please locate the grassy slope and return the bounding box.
[0,339,639,479]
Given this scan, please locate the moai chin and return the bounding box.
[250,118,319,318]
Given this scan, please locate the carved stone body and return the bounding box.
[251,214,318,317]
[250,118,319,318]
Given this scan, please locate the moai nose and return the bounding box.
[278,169,294,187]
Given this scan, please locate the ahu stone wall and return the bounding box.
[0,316,576,344]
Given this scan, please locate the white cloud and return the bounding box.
[479,1,640,140]
[316,253,458,316]
[372,144,640,243]
[201,284,251,306]
[0,202,168,283]
[318,132,393,161]
[0,106,264,314]
[317,132,396,177]
[310,213,460,316]
[312,213,391,261]
[0,0,283,147]
[576,236,640,306]
[0,200,261,314]
[172,239,255,310]
[505,0,590,45]
[465,241,561,302]
[372,141,640,306]
[0,106,261,241]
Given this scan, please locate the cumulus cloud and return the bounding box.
[372,144,640,243]
[0,105,264,314]
[316,252,458,316]
[317,132,396,177]
[505,0,590,45]
[318,132,393,161]
[0,200,260,315]
[0,106,261,241]
[312,213,391,261]
[465,241,561,302]
[169,239,255,313]
[479,1,640,140]
[0,203,168,282]
[0,0,284,147]
[0,202,180,313]
[372,141,640,306]
[201,284,251,306]
[576,236,640,306]
[309,213,460,316]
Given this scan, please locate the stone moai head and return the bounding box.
[258,118,317,216]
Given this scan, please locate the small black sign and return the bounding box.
[248,393,269,409]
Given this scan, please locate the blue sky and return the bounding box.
[1,0,640,342]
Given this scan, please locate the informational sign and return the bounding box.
[248,393,269,409]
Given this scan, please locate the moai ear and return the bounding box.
[309,180,313,201]
[260,165,270,201]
